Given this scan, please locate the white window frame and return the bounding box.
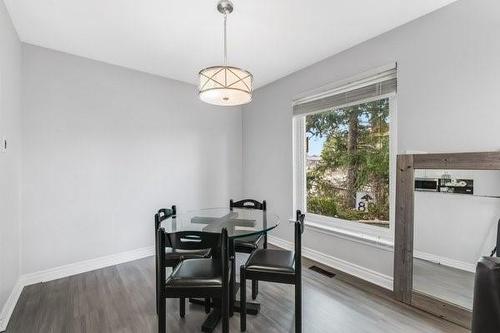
[293,94,397,242]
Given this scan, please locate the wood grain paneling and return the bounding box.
[412,291,472,329]
[394,154,415,304]
[413,152,500,170]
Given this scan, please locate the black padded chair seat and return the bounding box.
[165,258,224,288]
[234,234,263,253]
[245,249,295,274]
[165,247,211,261]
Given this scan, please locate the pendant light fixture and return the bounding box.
[198,0,253,106]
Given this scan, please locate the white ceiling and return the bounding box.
[5,0,457,88]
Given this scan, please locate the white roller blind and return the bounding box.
[293,67,397,116]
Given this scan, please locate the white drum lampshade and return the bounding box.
[199,66,253,106]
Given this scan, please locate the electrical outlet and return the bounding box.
[0,137,7,153]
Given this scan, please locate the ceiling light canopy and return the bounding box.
[198,0,253,106]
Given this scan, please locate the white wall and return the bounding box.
[21,45,243,274]
[0,0,22,327]
[242,0,500,281]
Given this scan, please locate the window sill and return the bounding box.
[304,221,394,251]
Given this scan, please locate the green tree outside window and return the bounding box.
[306,98,390,228]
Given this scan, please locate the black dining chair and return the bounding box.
[154,206,212,316]
[240,210,305,333]
[156,227,230,333]
[230,199,267,300]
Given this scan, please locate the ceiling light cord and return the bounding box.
[224,13,228,66]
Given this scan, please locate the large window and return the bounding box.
[306,98,390,228]
[293,67,397,235]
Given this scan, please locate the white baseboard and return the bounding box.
[0,280,24,332]
[268,235,393,290]
[413,250,476,273]
[0,246,154,332]
[21,246,154,286]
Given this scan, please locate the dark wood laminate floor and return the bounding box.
[6,255,468,333]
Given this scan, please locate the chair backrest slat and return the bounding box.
[230,199,266,211]
[167,231,221,257]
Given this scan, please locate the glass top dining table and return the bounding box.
[158,207,280,239]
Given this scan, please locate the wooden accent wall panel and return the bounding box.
[412,292,472,329]
[394,154,414,304]
[413,152,500,170]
